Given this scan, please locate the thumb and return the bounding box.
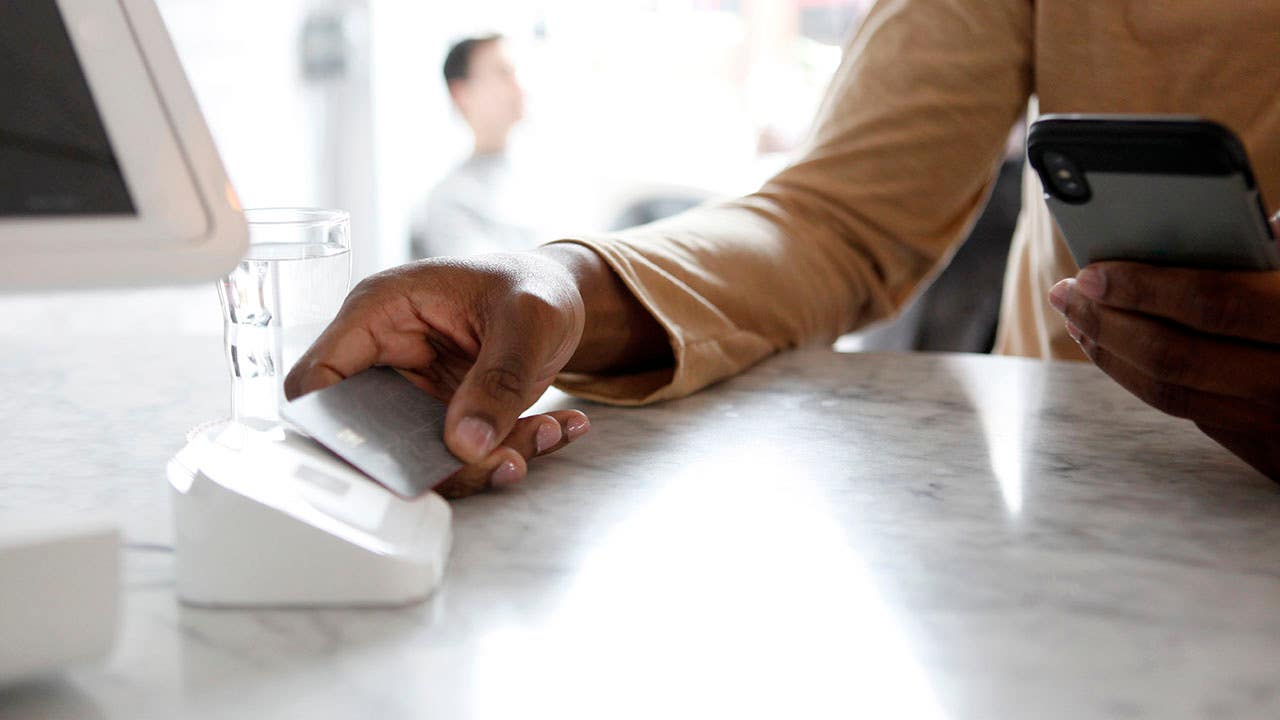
[444,299,575,463]
[1270,210,1279,239]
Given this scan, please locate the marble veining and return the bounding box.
[3,332,1280,719]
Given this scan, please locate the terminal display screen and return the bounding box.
[0,2,135,216]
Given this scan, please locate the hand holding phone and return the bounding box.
[1049,256,1280,481]
[1036,117,1280,481]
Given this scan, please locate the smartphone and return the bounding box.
[1027,115,1279,270]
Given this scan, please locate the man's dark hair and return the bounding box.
[442,34,504,85]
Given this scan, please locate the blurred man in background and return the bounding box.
[410,34,537,259]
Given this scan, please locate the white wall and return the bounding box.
[157,0,322,208]
[158,0,380,278]
[366,1,469,270]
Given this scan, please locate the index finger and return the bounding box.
[284,319,382,399]
[284,307,437,399]
[1073,261,1280,345]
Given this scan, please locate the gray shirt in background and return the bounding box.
[410,152,540,259]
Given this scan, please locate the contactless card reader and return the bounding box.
[168,421,451,607]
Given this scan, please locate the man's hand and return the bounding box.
[1049,260,1280,479]
[285,251,590,498]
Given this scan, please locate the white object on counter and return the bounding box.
[168,422,452,608]
[0,516,119,685]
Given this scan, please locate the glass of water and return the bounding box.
[217,208,351,429]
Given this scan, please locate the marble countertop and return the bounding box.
[3,328,1280,719]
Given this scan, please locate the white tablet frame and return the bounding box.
[0,0,246,291]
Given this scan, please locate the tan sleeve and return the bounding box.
[551,0,1033,406]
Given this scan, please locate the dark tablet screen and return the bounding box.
[0,2,135,216]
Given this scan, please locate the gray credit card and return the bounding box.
[281,367,463,498]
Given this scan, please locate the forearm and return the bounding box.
[536,0,1032,406]
[536,243,672,375]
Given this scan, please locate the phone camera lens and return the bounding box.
[1041,151,1090,202]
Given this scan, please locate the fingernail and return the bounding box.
[1076,267,1105,300]
[1048,280,1069,314]
[456,416,496,458]
[535,421,562,454]
[565,416,590,441]
[491,460,521,488]
[1065,320,1083,342]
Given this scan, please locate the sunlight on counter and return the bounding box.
[473,443,947,718]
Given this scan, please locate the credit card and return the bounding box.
[281,367,463,498]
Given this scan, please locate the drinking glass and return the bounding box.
[217,208,351,429]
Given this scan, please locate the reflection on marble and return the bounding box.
[4,337,1280,719]
[953,359,1044,516]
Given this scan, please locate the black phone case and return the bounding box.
[1027,115,1278,270]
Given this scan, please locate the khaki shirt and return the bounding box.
[551,0,1280,405]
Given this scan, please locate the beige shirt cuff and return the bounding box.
[544,236,774,407]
